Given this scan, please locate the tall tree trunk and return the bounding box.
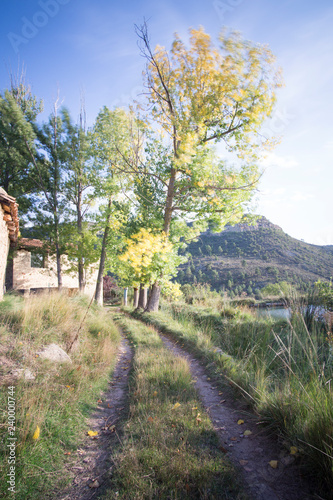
[78,258,85,292]
[77,180,85,292]
[144,282,161,312]
[94,197,112,305]
[55,241,62,291]
[137,283,147,309]
[145,169,175,312]
[163,168,176,235]
[133,287,139,308]
[54,208,62,290]
[123,287,128,306]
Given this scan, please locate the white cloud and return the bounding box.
[324,140,333,149]
[260,152,299,169]
[290,191,314,202]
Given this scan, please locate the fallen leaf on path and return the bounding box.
[230,437,238,441]
[243,430,252,436]
[219,445,228,453]
[237,419,244,425]
[172,402,181,410]
[32,426,40,440]
[269,460,278,469]
[87,430,98,437]
[239,459,248,466]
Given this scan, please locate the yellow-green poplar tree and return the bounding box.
[118,228,184,308]
[134,24,283,311]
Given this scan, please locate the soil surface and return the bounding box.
[59,334,133,500]
[159,332,318,500]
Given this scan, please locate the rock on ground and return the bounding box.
[36,343,72,363]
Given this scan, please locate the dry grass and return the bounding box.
[0,292,120,500]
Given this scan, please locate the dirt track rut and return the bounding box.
[59,334,133,500]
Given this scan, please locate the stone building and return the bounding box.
[5,238,99,300]
[1,187,100,302]
[0,188,19,301]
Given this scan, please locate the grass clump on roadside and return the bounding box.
[108,314,247,500]
[132,304,333,498]
[0,292,120,500]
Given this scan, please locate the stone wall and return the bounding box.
[12,249,98,299]
[0,204,10,300]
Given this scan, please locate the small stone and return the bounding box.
[88,479,100,488]
[11,368,35,380]
[281,455,295,466]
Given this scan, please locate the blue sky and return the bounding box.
[1,0,332,245]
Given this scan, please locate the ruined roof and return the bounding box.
[0,188,19,243]
[18,238,45,249]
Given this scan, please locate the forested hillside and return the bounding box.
[177,216,333,295]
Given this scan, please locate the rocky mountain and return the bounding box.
[177,216,333,295]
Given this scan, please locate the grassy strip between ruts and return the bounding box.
[130,306,333,499]
[0,293,121,500]
[107,313,248,500]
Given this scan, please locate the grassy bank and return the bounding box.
[132,303,333,497]
[107,314,247,499]
[0,293,120,500]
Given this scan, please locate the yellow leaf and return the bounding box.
[172,402,181,410]
[269,460,278,469]
[237,419,244,425]
[243,430,252,436]
[87,430,98,437]
[32,426,40,440]
[290,446,298,455]
[153,391,158,397]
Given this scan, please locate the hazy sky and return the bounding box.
[1,0,332,245]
